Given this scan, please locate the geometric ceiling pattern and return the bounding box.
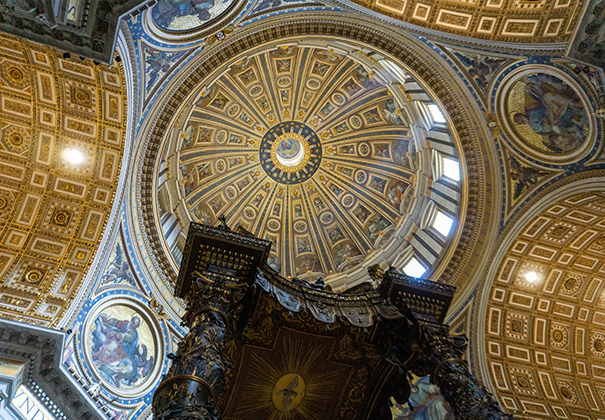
[485,191,605,419]
[0,33,126,327]
[347,0,585,46]
[157,44,463,281]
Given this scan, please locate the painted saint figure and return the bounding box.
[511,74,588,153]
[367,216,391,243]
[383,99,404,125]
[91,313,154,388]
[152,0,224,30]
[99,243,135,287]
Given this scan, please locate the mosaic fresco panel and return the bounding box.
[151,0,238,31]
[506,73,589,155]
[140,41,193,103]
[82,297,163,400]
[496,66,597,166]
[446,48,511,100]
[504,151,553,207]
[88,304,155,390]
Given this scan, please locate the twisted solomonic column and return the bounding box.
[152,274,247,420]
[387,320,515,420]
[371,266,515,420]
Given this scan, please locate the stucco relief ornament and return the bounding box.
[486,113,500,136]
[207,26,234,45]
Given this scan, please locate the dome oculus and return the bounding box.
[260,121,322,184]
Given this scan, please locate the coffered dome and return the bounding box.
[154,39,466,288]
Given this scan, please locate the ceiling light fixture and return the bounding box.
[63,148,86,165]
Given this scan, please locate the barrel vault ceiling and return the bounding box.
[343,0,586,47]
[0,33,127,327]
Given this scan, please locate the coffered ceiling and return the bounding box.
[485,191,605,419]
[155,41,466,286]
[0,33,127,327]
[345,0,585,47]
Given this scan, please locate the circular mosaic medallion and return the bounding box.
[355,170,367,184]
[498,67,595,163]
[332,92,345,106]
[341,194,354,207]
[320,213,333,224]
[228,104,240,117]
[83,298,162,397]
[260,121,322,185]
[358,142,370,157]
[151,0,237,32]
[244,207,256,219]
[306,79,320,90]
[250,85,263,97]
[294,221,307,232]
[226,186,237,198]
[278,77,291,87]
[268,219,281,231]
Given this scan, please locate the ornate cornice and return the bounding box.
[0,319,103,420]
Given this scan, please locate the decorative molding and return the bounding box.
[0,318,103,420]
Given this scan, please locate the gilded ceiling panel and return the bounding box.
[346,0,585,46]
[485,191,605,419]
[0,34,127,327]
